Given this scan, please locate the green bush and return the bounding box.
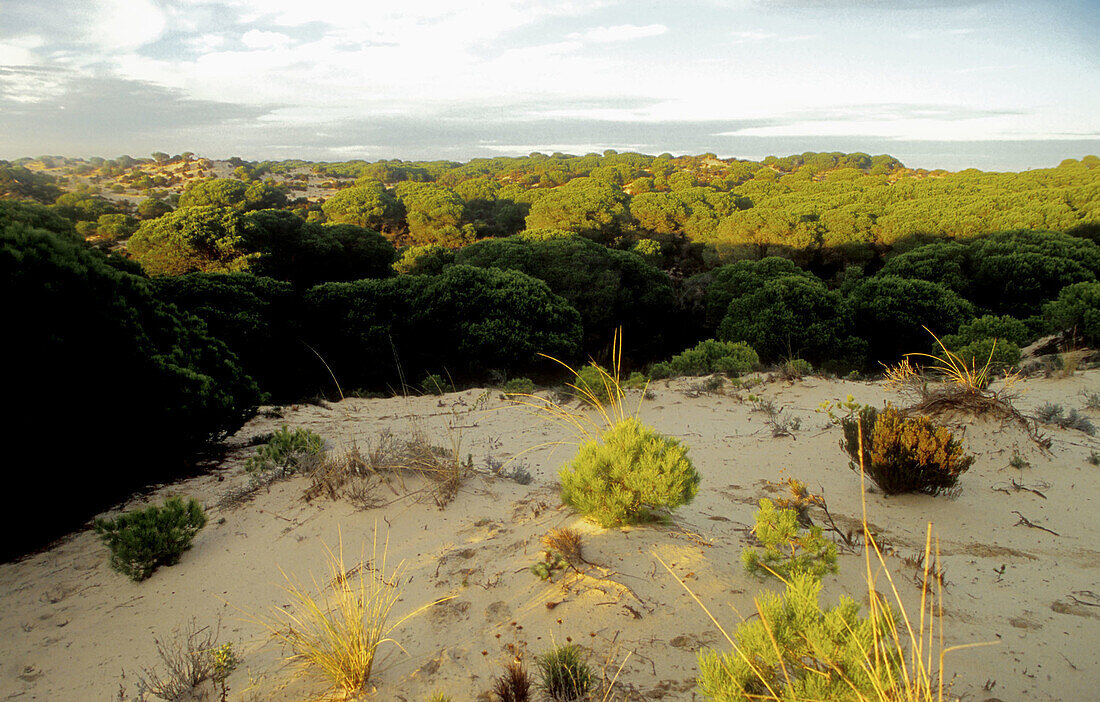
[648,361,673,380]
[503,377,536,394]
[246,425,324,478]
[1043,281,1100,344]
[953,337,1021,372]
[559,418,700,527]
[94,497,207,581]
[573,364,617,405]
[2,224,259,559]
[420,373,453,395]
[842,406,974,495]
[668,339,759,377]
[741,499,837,581]
[718,275,852,364]
[535,644,594,702]
[697,572,901,701]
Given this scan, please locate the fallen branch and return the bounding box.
[1011,510,1060,536]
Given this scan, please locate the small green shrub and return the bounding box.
[94,497,207,581]
[667,339,759,377]
[420,373,453,396]
[779,357,813,380]
[697,572,901,701]
[952,337,1021,373]
[741,499,838,580]
[622,371,648,389]
[1036,402,1097,435]
[530,550,567,581]
[503,377,536,394]
[1088,451,1100,466]
[842,406,974,495]
[245,424,323,478]
[648,361,673,379]
[573,364,618,406]
[536,644,594,702]
[560,418,700,527]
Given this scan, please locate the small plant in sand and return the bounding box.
[560,417,700,527]
[842,405,974,496]
[420,373,453,396]
[1088,451,1100,466]
[245,424,323,481]
[255,531,443,697]
[542,527,584,565]
[573,364,619,406]
[742,499,838,581]
[94,497,206,581]
[1035,402,1096,436]
[493,659,532,702]
[503,377,536,395]
[666,425,993,702]
[696,571,904,701]
[127,618,231,701]
[1008,450,1030,471]
[530,550,567,581]
[511,331,700,528]
[536,644,594,702]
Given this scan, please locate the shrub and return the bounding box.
[622,371,649,389]
[573,364,618,406]
[1043,281,1100,344]
[697,572,902,701]
[503,377,536,394]
[668,339,759,377]
[420,373,452,396]
[1036,403,1097,436]
[718,276,852,364]
[2,224,259,559]
[648,361,673,379]
[94,497,207,581]
[535,645,594,702]
[246,425,324,479]
[741,499,838,580]
[779,357,813,380]
[843,406,974,495]
[952,337,1021,373]
[559,418,700,527]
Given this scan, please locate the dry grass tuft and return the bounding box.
[252,530,446,698]
[542,528,584,566]
[492,659,532,702]
[883,328,1049,450]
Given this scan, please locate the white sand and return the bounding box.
[2,371,1098,701]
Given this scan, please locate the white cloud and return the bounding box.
[570,24,668,43]
[87,0,166,51]
[241,30,293,50]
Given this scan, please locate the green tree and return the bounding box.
[321,180,405,237]
[128,206,256,275]
[524,177,631,243]
[1,223,259,559]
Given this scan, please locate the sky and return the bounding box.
[0,0,1097,171]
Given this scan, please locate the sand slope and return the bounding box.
[2,371,1098,701]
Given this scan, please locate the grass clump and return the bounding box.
[492,659,531,702]
[245,424,323,481]
[94,497,206,581]
[421,373,453,395]
[560,417,700,527]
[842,405,974,496]
[742,499,838,581]
[536,645,594,702]
[256,533,440,697]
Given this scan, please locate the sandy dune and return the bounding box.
[2,371,1098,701]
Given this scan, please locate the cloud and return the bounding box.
[570,24,668,43]
[241,30,294,50]
[0,72,269,155]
